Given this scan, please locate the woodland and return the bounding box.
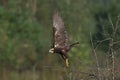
[0,0,120,80]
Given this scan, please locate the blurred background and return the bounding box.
[0,0,120,80]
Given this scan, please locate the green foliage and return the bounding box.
[0,0,120,79]
[0,0,44,68]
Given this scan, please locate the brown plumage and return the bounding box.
[49,11,79,67]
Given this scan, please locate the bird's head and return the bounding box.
[49,48,54,53]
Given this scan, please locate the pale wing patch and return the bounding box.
[55,44,59,47]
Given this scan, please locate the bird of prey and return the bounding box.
[49,11,79,67]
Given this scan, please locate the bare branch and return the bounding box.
[108,15,114,31]
[90,32,101,80]
[95,38,111,50]
[114,16,120,36]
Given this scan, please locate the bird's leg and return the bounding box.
[63,53,69,67]
[61,55,69,67]
[62,50,69,67]
[61,54,66,60]
[65,58,69,67]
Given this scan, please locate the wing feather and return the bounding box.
[53,11,68,48]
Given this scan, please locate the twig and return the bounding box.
[108,15,114,31]
[114,16,120,36]
[32,62,39,80]
[90,32,101,80]
[107,15,120,80]
[109,38,115,80]
[95,38,111,50]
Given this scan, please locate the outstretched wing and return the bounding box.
[53,11,68,48]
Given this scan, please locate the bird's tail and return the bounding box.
[70,42,80,48]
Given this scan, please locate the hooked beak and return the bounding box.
[49,48,54,53]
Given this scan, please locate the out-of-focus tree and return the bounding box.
[91,0,120,54]
[0,0,120,80]
[90,0,120,79]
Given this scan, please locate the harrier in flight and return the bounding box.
[49,11,79,67]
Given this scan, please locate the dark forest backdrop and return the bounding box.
[0,0,120,80]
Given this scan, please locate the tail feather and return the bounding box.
[70,42,80,47]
